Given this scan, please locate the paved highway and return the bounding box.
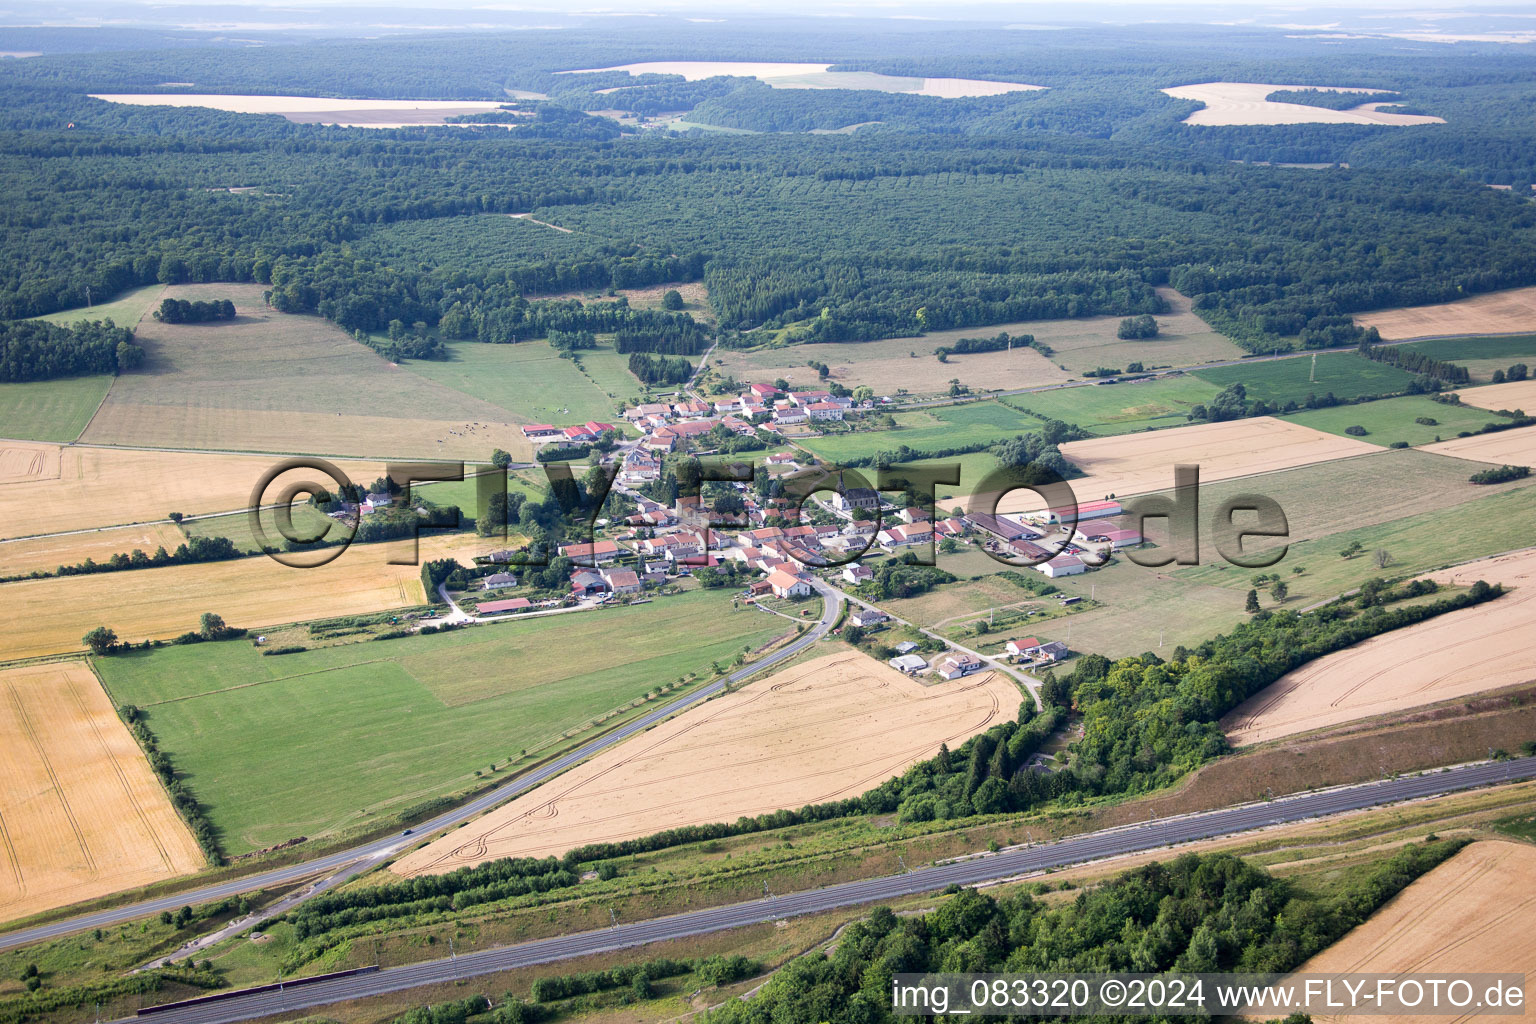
[120,757,1536,1024]
[0,581,843,954]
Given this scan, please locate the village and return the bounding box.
[406,378,1154,685]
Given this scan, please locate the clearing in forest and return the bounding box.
[1222,547,1536,747]
[391,651,1021,873]
[1161,82,1443,126]
[0,661,205,923]
[88,94,512,128]
[1290,840,1536,1023]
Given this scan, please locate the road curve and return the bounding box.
[0,582,843,953]
[120,757,1536,1024]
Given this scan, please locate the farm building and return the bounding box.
[934,517,968,537]
[788,389,832,406]
[888,653,928,673]
[558,539,621,565]
[1041,499,1122,525]
[1031,640,1069,663]
[1037,554,1087,578]
[571,570,608,596]
[601,568,642,594]
[964,512,1036,542]
[1081,525,1143,548]
[748,382,780,400]
[521,424,561,439]
[478,597,532,614]
[877,522,933,549]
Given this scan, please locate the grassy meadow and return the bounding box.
[27,283,164,328]
[1194,352,1420,405]
[1280,394,1508,447]
[797,401,1038,464]
[403,340,633,425]
[0,375,113,441]
[1002,375,1222,435]
[1401,334,1536,382]
[94,589,786,853]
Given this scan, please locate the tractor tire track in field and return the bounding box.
[5,682,96,875]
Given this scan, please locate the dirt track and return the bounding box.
[392,651,1021,874]
[0,662,205,923]
[1223,547,1536,747]
[1294,840,1536,1023]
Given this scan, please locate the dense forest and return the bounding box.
[702,843,1464,1023]
[3,23,1536,355]
[0,318,139,380]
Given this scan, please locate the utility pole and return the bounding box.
[898,854,908,873]
[1310,352,1317,383]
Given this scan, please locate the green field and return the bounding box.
[27,283,165,327]
[1175,482,1536,602]
[1193,352,1420,405]
[180,503,347,552]
[1002,375,1222,435]
[797,401,1037,464]
[0,374,113,441]
[1280,394,1505,447]
[402,340,632,425]
[95,589,786,853]
[1401,334,1536,383]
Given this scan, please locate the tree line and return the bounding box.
[0,319,141,381]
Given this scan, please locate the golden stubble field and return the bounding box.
[392,651,1021,874]
[1422,424,1536,466]
[988,417,1382,514]
[0,661,205,923]
[1356,284,1536,340]
[1161,82,1444,126]
[1222,547,1536,747]
[0,533,488,661]
[1450,378,1536,413]
[0,439,389,540]
[89,94,511,128]
[0,521,188,577]
[1289,840,1536,1023]
[80,283,529,461]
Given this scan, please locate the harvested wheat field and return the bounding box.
[0,441,389,540]
[990,417,1381,514]
[0,532,483,660]
[89,94,510,127]
[0,521,187,577]
[1289,841,1536,1023]
[393,651,1020,874]
[1421,424,1536,466]
[1356,284,1536,340]
[1451,378,1536,414]
[0,661,205,922]
[1161,82,1443,126]
[1223,547,1536,747]
[0,443,60,484]
[82,284,527,460]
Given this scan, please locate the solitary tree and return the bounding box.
[661,289,684,311]
[199,612,228,640]
[1272,580,1289,603]
[1244,589,1261,614]
[82,626,118,655]
[490,448,512,469]
[1373,548,1394,569]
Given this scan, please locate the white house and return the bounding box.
[766,569,812,599]
[936,653,983,679]
[849,608,889,628]
[1036,554,1087,578]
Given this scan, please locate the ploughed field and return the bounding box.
[392,651,1021,873]
[1222,547,1536,747]
[0,662,205,923]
